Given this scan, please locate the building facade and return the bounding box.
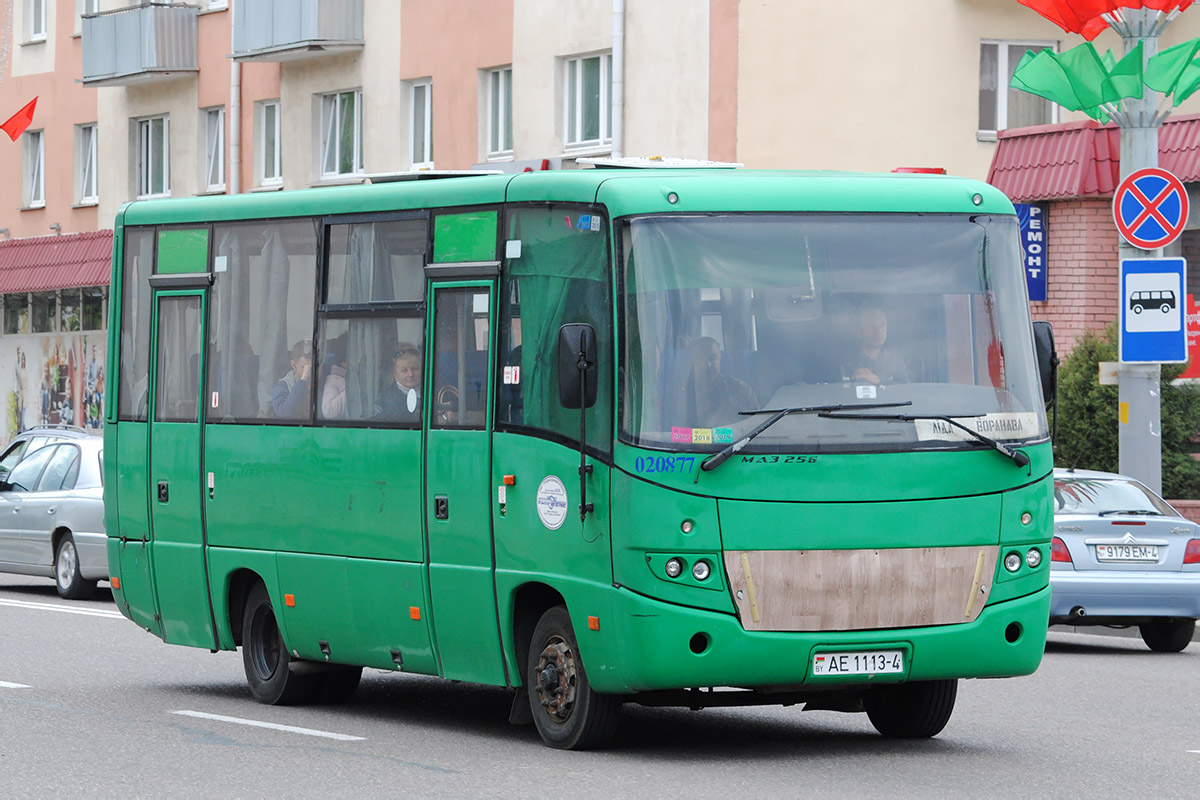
[4,0,1200,442]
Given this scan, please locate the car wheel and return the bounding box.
[241,582,317,705]
[55,534,98,600]
[864,679,957,738]
[1138,619,1195,652]
[526,605,621,750]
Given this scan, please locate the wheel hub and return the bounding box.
[533,638,577,723]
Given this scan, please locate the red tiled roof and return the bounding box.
[988,113,1200,203]
[0,230,112,293]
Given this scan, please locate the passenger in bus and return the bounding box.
[271,340,313,419]
[375,346,422,422]
[320,350,348,420]
[682,336,758,427]
[844,304,908,385]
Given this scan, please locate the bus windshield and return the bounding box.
[620,213,1048,454]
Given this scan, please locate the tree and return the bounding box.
[1054,322,1200,499]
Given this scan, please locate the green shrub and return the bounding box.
[1053,322,1200,499]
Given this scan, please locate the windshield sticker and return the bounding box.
[536,476,569,530]
[503,365,521,385]
[671,427,735,444]
[914,412,1040,442]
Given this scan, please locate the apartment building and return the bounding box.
[3,0,1200,438]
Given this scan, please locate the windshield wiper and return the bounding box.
[817,411,1031,468]
[1097,509,1162,517]
[699,401,913,473]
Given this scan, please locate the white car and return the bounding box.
[0,436,107,599]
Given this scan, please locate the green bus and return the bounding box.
[105,168,1056,750]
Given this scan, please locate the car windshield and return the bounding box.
[620,213,1048,454]
[1054,476,1180,517]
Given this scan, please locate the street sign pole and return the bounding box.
[1118,7,1163,495]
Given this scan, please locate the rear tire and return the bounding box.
[241,582,317,705]
[1139,619,1195,652]
[864,679,957,738]
[526,606,621,750]
[55,534,98,600]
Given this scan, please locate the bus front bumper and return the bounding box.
[584,585,1050,694]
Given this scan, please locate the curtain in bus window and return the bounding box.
[343,225,398,419]
[210,229,259,419]
[505,208,611,447]
[119,228,154,421]
[155,295,202,423]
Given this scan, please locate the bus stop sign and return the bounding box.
[1113,167,1189,250]
[1120,257,1188,363]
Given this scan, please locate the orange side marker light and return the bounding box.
[410,606,421,620]
[587,616,600,631]
[503,475,516,486]
[110,576,120,590]
[284,594,295,607]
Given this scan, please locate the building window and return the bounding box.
[564,53,612,150]
[979,41,1057,137]
[204,106,226,192]
[487,67,513,158]
[258,99,282,186]
[76,123,98,205]
[31,291,55,334]
[409,80,433,169]
[29,0,46,42]
[137,115,170,198]
[23,130,44,209]
[4,295,29,335]
[82,287,106,331]
[207,0,229,9]
[320,90,363,178]
[60,290,81,332]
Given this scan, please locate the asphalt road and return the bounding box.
[1,573,1197,798]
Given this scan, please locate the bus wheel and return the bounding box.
[1139,619,1195,652]
[526,606,620,750]
[55,534,97,600]
[864,679,957,738]
[314,667,363,704]
[241,583,316,705]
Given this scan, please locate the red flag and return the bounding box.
[1,97,38,142]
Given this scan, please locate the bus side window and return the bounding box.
[499,207,612,449]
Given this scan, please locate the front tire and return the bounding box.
[1139,619,1195,652]
[241,582,317,705]
[526,606,620,750]
[864,679,958,738]
[55,534,97,600]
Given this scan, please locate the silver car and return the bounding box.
[1051,467,1200,652]
[0,436,107,599]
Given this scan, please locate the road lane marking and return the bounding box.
[0,681,32,689]
[0,597,124,619]
[171,710,366,741]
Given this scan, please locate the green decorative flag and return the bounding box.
[1103,42,1145,100]
[1010,41,1143,120]
[1144,38,1200,104]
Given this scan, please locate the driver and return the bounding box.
[845,305,908,385]
[682,336,758,427]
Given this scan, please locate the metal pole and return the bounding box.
[1118,7,1163,494]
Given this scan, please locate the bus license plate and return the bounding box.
[1096,544,1158,562]
[812,650,904,677]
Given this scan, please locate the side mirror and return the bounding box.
[1032,320,1058,406]
[558,323,598,409]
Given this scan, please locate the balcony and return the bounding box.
[232,0,363,62]
[82,3,198,88]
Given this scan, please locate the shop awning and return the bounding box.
[988,113,1200,202]
[0,230,112,293]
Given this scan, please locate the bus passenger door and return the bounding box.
[148,290,216,649]
[424,284,505,684]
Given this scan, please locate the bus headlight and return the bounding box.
[1004,552,1022,572]
[1026,548,1042,568]
[692,560,711,581]
[665,558,684,578]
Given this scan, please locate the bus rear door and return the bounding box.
[424,283,505,684]
[147,282,217,649]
